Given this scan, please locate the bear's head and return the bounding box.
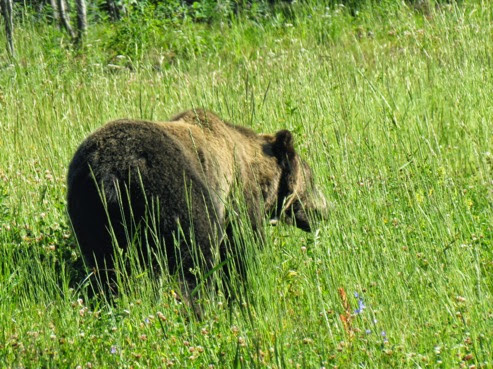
[270,130,328,231]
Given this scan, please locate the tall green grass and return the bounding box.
[0,1,492,367]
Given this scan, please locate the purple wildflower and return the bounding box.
[381,331,388,343]
[110,346,117,354]
[353,292,366,314]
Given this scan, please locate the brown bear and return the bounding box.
[67,109,326,292]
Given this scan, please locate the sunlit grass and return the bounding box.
[0,1,492,367]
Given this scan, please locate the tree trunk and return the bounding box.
[106,0,120,21]
[56,0,75,39]
[49,0,59,23]
[74,0,86,45]
[1,0,14,56]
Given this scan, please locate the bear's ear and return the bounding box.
[273,129,296,163]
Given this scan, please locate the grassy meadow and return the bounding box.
[0,1,492,367]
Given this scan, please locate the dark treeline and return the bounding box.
[3,0,296,55]
[1,0,456,56]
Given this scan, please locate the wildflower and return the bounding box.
[381,331,388,343]
[238,336,246,347]
[79,307,88,317]
[353,292,366,314]
[110,346,117,354]
[44,170,54,182]
[354,299,365,314]
[27,331,40,339]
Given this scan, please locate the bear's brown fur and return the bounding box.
[67,109,326,291]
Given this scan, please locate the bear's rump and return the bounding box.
[68,120,221,272]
